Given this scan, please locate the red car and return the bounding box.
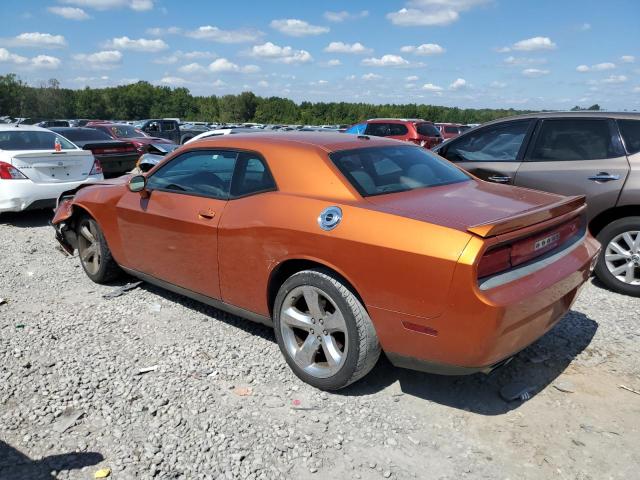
[435,123,463,140]
[362,119,443,149]
[86,122,175,154]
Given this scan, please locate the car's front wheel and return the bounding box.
[76,216,122,284]
[273,269,381,390]
[594,216,640,297]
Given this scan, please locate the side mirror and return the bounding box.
[128,175,147,193]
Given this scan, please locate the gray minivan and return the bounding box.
[434,112,640,297]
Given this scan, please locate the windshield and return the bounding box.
[109,125,148,138]
[0,130,77,151]
[53,129,112,142]
[330,145,469,197]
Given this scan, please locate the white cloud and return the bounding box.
[490,80,507,88]
[362,54,409,67]
[579,22,591,31]
[104,36,167,52]
[3,32,67,48]
[153,50,216,65]
[621,55,635,63]
[326,59,341,66]
[522,68,550,77]
[422,82,443,92]
[61,0,154,11]
[401,43,445,55]
[323,10,369,22]
[602,75,627,84]
[511,36,556,52]
[249,42,312,64]
[160,76,187,86]
[633,86,640,93]
[48,6,90,20]
[0,48,61,69]
[324,41,371,54]
[208,58,260,73]
[576,62,616,72]
[504,56,547,66]
[270,19,329,37]
[449,78,467,90]
[362,73,382,80]
[31,55,61,69]
[592,62,616,71]
[387,0,488,27]
[186,26,263,43]
[178,62,207,74]
[72,50,122,70]
[145,26,182,36]
[257,80,269,87]
[406,75,419,81]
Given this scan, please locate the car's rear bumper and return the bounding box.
[0,175,103,213]
[371,233,600,374]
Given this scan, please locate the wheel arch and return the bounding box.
[589,205,640,237]
[266,258,366,317]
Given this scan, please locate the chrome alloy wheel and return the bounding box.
[605,230,640,285]
[77,220,102,276]
[279,285,348,378]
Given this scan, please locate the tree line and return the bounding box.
[0,73,541,125]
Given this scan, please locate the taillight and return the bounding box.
[132,141,145,153]
[0,161,27,180]
[477,216,582,278]
[478,245,512,278]
[90,159,103,176]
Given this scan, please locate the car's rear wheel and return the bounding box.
[594,217,640,297]
[273,269,380,390]
[76,216,122,284]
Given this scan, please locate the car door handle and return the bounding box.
[198,209,216,220]
[487,175,511,183]
[588,172,620,182]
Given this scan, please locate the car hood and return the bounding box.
[364,179,569,234]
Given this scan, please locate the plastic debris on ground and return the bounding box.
[499,382,535,402]
[137,365,158,375]
[52,408,84,433]
[94,467,111,478]
[102,281,143,300]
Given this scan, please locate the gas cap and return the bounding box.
[318,206,342,231]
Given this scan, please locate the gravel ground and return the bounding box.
[1,210,639,480]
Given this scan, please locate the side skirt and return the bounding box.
[121,266,274,327]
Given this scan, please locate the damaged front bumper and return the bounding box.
[51,198,78,255]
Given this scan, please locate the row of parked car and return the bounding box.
[1,112,639,298]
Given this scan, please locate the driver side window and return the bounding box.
[146,150,237,200]
[443,120,532,162]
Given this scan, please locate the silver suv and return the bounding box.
[434,112,640,296]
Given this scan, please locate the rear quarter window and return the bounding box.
[529,119,617,161]
[416,123,440,137]
[618,119,640,154]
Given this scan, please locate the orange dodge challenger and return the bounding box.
[52,132,600,390]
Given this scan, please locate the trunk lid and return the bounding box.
[10,149,95,184]
[364,179,580,234]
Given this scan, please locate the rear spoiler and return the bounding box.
[468,195,586,238]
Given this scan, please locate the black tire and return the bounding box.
[594,216,640,297]
[76,215,122,284]
[273,269,380,390]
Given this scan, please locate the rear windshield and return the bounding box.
[330,145,470,197]
[107,125,148,138]
[416,123,441,137]
[53,129,112,142]
[0,130,77,151]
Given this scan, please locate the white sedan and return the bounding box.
[0,124,103,213]
[185,127,268,144]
